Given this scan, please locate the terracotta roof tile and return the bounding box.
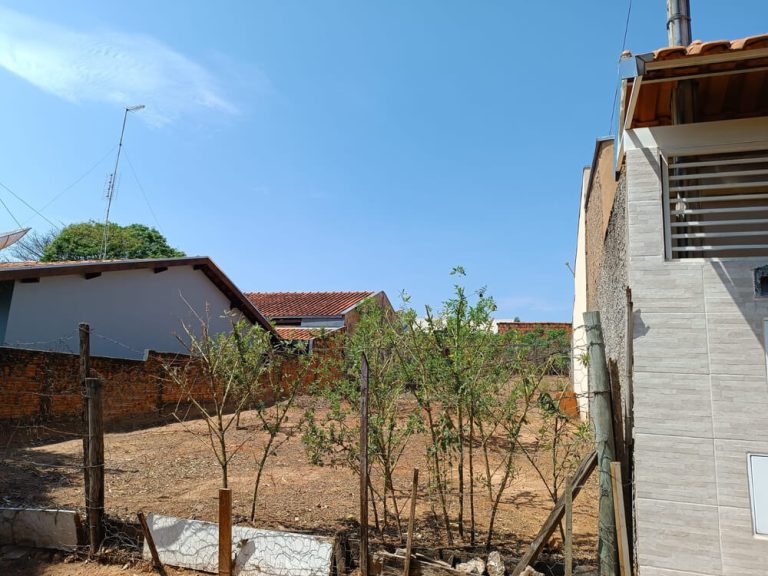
[651,33,768,61]
[274,327,341,341]
[245,291,374,318]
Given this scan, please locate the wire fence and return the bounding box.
[0,326,603,572]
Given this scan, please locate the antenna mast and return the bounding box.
[101,104,145,259]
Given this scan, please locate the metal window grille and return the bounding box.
[663,149,768,259]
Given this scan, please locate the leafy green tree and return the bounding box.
[40,221,184,261]
[302,300,421,541]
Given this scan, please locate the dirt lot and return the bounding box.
[1,392,598,575]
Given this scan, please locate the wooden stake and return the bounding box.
[403,468,419,576]
[219,488,232,576]
[583,311,618,576]
[359,352,369,576]
[511,450,597,576]
[86,377,104,554]
[610,462,631,576]
[137,512,165,575]
[564,479,573,576]
[79,323,91,518]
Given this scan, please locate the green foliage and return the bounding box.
[41,221,184,261]
[508,326,571,376]
[302,298,421,536]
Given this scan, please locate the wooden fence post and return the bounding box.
[86,376,104,554]
[610,462,631,576]
[564,479,573,576]
[80,323,91,517]
[138,512,165,575]
[219,488,232,576]
[403,468,419,576]
[583,311,618,576]
[359,352,369,576]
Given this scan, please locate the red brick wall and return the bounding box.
[0,347,206,426]
[496,322,572,336]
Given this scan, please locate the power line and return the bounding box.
[123,148,163,233]
[608,0,634,135]
[25,145,118,227]
[0,179,58,229]
[0,195,22,228]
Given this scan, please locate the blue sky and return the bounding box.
[0,1,766,320]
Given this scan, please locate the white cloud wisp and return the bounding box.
[0,7,237,126]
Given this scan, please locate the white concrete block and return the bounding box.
[143,513,334,576]
[0,508,80,551]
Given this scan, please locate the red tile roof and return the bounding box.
[651,33,768,61]
[274,327,341,341]
[245,291,374,318]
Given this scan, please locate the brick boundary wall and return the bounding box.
[496,321,573,336]
[0,346,211,436]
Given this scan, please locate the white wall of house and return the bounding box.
[2,266,238,360]
[623,116,768,576]
[572,167,590,419]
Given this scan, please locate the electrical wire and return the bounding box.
[608,0,634,135]
[123,148,163,233]
[0,194,22,228]
[25,145,118,227]
[0,179,59,229]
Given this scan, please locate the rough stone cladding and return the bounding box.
[596,172,629,384]
[624,145,768,576]
[585,141,618,310]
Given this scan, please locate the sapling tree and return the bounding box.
[164,313,272,488]
[398,268,518,546]
[302,300,421,541]
[248,338,315,521]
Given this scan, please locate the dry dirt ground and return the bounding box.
[1,391,598,575]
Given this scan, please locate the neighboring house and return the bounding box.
[0,257,275,360]
[575,31,768,576]
[245,290,392,343]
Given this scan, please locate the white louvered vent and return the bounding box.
[663,149,768,259]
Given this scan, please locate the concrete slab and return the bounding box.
[143,513,334,576]
[0,508,80,551]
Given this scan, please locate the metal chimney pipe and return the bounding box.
[666,0,692,46]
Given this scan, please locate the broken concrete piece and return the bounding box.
[487,551,505,576]
[519,567,544,576]
[456,557,485,574]
[143,512,334,576]
[0,508,80,551]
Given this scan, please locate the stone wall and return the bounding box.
[585,141,618,310]
[596,171,629,383]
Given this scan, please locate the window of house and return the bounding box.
[748,453,768,536]
[662,149,768,259]
[756,267,768,297]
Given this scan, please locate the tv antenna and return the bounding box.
[101,104,145,259]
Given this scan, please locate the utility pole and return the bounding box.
[101,104,145,259]
[583,311,617,576]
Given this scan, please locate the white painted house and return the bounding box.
[0,258,275,360]
[575,32,768,576]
